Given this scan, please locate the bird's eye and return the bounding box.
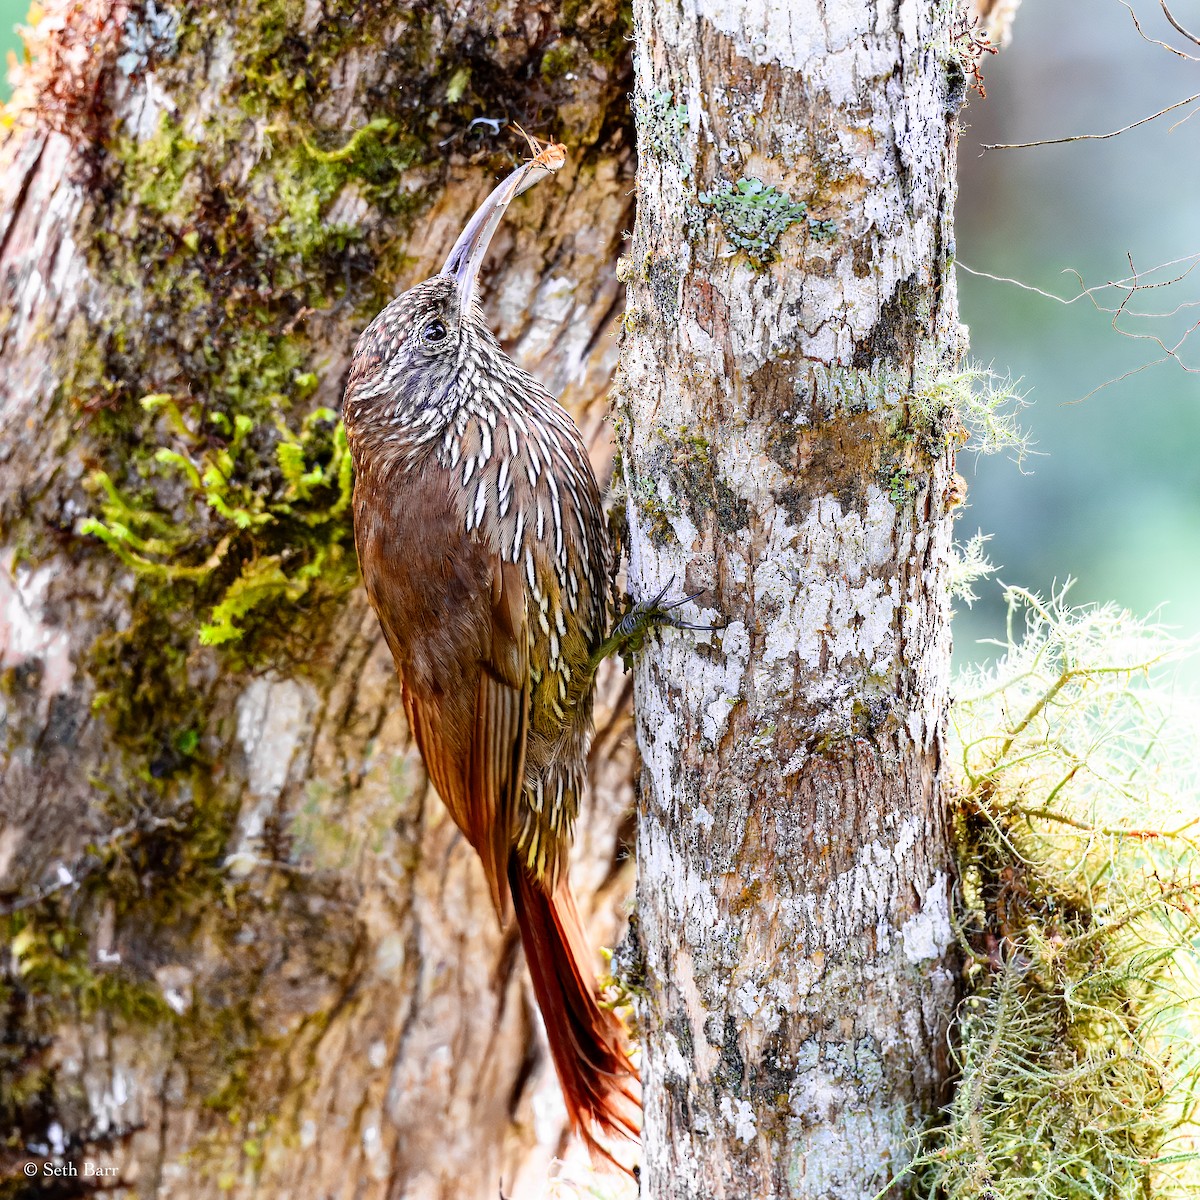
[423,319,448,344]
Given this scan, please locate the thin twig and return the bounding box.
[1008,803,1197,844]
[1118,0,1199,61]
[982,92,1200,150]
[1161,0,1200,49]
[957,255,1200,398]
[958,256,1200,315]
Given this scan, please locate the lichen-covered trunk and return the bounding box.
[620,3,965,1196]
[0,3,636,1197]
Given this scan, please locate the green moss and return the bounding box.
[600,915,647,1042]
[654,425,749,534]
[540,41,577,81]
[640,494,678,546]
[67,0,636,694]
[902,590,1200,1200]
[9,917,170,1024]
[561,0,632,71]
[114,116,199,217]
[630,469,680,547]
[2,901,177,1150]
[67,78,396,682]
[28,0,631,906]
[81,400,353,648]
[878,429,921,505]
[186,999,263,1119]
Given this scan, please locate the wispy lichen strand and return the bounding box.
[906,587,1200,1200]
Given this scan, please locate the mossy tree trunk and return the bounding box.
[615,2,1010,1195]
[0,3,636,1197]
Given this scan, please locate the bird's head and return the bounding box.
[342,140,567,455]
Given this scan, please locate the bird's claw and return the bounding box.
[610,576,726,653]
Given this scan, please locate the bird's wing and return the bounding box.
[466,556,529,922]
[397,553,528,921]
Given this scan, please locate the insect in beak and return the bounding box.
[442,134,567,316]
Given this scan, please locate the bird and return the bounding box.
[341,139,639,1162]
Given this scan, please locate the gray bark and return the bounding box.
[619,2,974,1195]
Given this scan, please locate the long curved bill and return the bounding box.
[443,140,567,314]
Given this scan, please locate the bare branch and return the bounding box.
[982,91,1200,150]
[958,254,1200,316]
[1161,0,1200,48]
[1118,0,1199,61]
[958,253,1200,401]
[1168,99,1200,132]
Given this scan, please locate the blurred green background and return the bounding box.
[1,1,1197,671]
[955,1,1200,676]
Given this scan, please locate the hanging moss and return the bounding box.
[903,589,1200,1200]
[908,362,1029,462]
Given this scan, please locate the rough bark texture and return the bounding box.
[619,3,966,1196]
[0,3,636,1197]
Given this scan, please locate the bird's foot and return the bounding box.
[597,577,725,670]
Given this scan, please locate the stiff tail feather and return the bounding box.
[508,857,640,1167]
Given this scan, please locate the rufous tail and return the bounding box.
[508,857,640,1166]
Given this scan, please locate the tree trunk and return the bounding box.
[0,3,635,1197]
[619,3,977,1195]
